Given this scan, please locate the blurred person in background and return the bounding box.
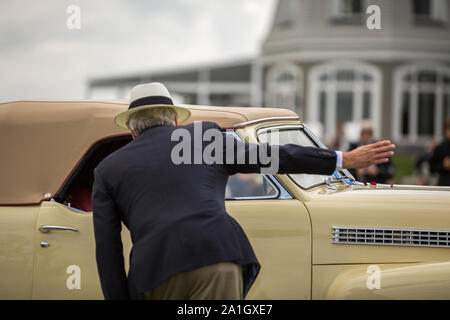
[328,121,346,151]
[416,137,437,185]
[348,122,395,184]
[431,117,450,186]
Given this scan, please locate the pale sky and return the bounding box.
[0,0,276,101]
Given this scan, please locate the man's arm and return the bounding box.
[218,127,394,175]
[221,133,338,175]
[92,168,129,300]
[341,140,396,169]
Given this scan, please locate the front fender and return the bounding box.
[313,262,450,299]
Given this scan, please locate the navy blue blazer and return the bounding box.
[92,121,337,299]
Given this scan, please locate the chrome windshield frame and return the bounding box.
[233,116,300,128]
[302,125,355,181]
[256,124,355,190]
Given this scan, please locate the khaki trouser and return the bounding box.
[142,262,243,300]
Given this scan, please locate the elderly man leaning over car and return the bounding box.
[92,82,395,300]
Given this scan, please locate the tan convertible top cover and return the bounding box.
[0,100,297,204]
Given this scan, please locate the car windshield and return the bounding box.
[257,125,352,189]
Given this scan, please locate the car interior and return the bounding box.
[53,133,279,212]
[54,135,133,212]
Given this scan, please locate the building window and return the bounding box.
[341,0,363,15]
[331,0,364,24]
[308,61,381,141]
[266,64,302,112]
[393,64,450,142]
[274,0,299,30]
[414,0,432,16]
[412,0,449,26]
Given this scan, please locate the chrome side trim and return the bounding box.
[332,226,450,248]
[302,125,326,148]
[233,116,300,128]
[223,130,242,141]
[390,184,450,191]
[225,175,280,201]
[267,175,293,199]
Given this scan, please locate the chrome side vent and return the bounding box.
[332,227,450,248]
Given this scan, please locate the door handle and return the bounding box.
[39,225,79,233]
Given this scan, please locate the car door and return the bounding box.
[32,174,311,300]
[0,205,40,299]
[32,200,132,299]
[225,173,312,299]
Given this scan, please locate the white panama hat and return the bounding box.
[114,82,191,129]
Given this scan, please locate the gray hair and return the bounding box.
[127,107,177,136]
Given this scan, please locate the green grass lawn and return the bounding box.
[392,155,416,184]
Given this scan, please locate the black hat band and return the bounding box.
[129,96,174,110]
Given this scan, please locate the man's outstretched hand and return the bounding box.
[342,140,396,169]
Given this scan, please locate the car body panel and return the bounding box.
[31,201,132,299]
[312,262,450,299]
[226,200,312,300]
[0,205,39,299]
[306,186,450,265]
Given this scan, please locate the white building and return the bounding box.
[88,0,450,151]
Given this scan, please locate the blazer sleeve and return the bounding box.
[92,168,129,300]
[220,129,337,176]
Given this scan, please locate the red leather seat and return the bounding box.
[68,187,93,212]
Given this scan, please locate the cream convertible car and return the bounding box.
[1,100,450,300]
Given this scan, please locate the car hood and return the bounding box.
[308,183,450,206]
[304,183,450,265]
